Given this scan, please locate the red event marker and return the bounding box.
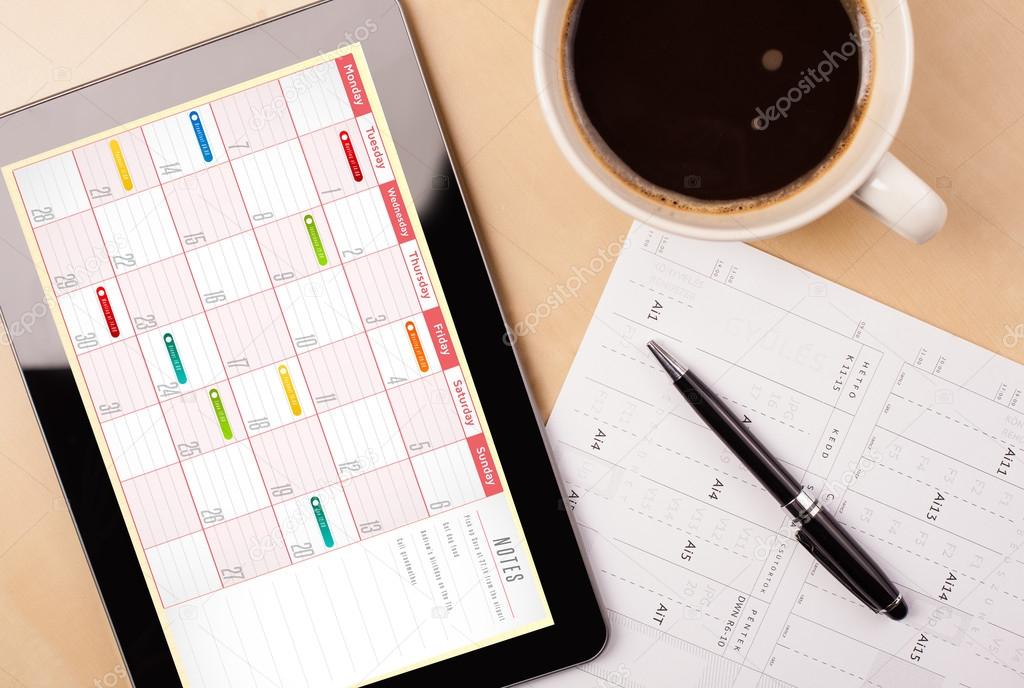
[339,131,363,182]
[96,286,120,337]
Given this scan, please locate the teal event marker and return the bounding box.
[163,333,187,384]
[304,214,328,266]
[310,496,334,548]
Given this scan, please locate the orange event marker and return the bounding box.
[405,321,429,372]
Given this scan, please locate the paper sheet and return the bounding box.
[530,222,1024,688]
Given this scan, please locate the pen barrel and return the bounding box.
[795,506,902,613]
[675,373,802,504]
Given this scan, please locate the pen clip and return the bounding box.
[794,527,880,612]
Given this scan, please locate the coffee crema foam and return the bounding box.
[560,0,876,215]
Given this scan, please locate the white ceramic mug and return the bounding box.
[534,0,947,243]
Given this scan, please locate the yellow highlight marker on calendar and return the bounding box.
[109,139,133,191]
[278,364,302,416]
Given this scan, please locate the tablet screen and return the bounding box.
[2,43,551,685]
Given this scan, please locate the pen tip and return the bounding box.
[646,341,687,381]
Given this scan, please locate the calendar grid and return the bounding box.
[119,449,488,550]
[202,98,364,541]
[108,381,472,492]
[10,51,508,607]
[44,268,420,359]
[64,144,225,602]
[147,488,505,612]
[44,362,458,473]
[136,123,292,586]
[268,78,431,516]
[10,100,378,232]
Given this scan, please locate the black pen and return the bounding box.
[647,341,908,620]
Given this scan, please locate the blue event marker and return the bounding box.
[189,111,214,162]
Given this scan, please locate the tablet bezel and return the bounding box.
[0,1,606,685]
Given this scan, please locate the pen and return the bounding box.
[646,341,908,620]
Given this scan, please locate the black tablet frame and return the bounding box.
[0,1,606,685]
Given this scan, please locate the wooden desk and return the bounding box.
[1,0,1022,684]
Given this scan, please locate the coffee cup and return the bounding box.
[534,0,947,243]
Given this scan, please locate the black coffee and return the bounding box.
[567,0,867,207]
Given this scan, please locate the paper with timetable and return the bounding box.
[536,222,1024,687]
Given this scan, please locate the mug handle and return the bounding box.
[853,153,947,243]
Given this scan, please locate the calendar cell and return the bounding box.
[58,282,134,353]
[79,338,157,419]
[93,187,181,273]
[275,266,362,351]
[186,232,271,307]
[423,307,458,370]
[205,508,289,586]
[142,104,225,179]
[231,357,312,435]
[75,129,159,204]
[121,464,201,548]
[164,163,252,246]
[118,255,203,331]
[298,333,383,413]
[279,61,354,136]
[254,207,339,284]
[355,113,394,185]
[102,404,178,480]
[145,532,221,605]
[211,81,297,158]
[445,367,481,438]
[249,417,337,503]
[163,385,242,459]
[299,121,375,200]
[344,246,420,326]
[138,314,224,396]
[13,152,91,227]
[387,374,465,456]
[323,186,396,260]
[320,392,406,478]
[400,241,438,311]
[182,443,270,523]
[231,139,319,227]
[367,312,441,386]
[274,484,357,561]
[411,442,486,514]
[343,462,427,536]
[467,434,502,497]
[34,211,112,293]
[380,181,413,243]
[206,290,293,376]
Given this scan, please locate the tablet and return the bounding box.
[0,2,605,685]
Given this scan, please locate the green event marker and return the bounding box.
[163,333,187,384]
[209,388,233,440]
[304,214,328,266]
[310,496,334,548]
